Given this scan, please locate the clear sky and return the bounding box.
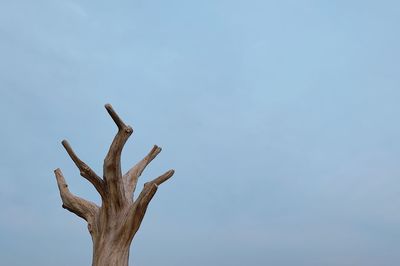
[1,1,400,265]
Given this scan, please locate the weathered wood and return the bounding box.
[54,104,174,266]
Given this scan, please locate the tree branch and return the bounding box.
[136,183,158,213]
[150,169,175,186]
[130,182,158,235]
[105,103,127,130]
[103,104,133,207]
[61,140,106,199]
[124,145,162,198]
[128,170,175,234]
[54,168,99,222]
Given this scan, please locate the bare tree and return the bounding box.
[54,104,174,266]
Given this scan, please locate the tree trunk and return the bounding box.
[92,242,130,266]
[54,104,174,266]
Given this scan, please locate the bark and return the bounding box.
[54,104,174,266]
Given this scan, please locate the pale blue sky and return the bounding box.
[1,1,400,265]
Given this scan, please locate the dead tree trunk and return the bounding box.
[54,104,174,266]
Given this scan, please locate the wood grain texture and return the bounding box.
[54,104,174,266]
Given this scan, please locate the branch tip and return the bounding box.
[125,125,133,134]
[61,140,72,151]
[154,145,162,153]
[151,169,175,186]
[104,103,127,129]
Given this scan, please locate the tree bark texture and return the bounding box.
[54,104,174,266]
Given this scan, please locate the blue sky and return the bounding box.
[1,0,400,265]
